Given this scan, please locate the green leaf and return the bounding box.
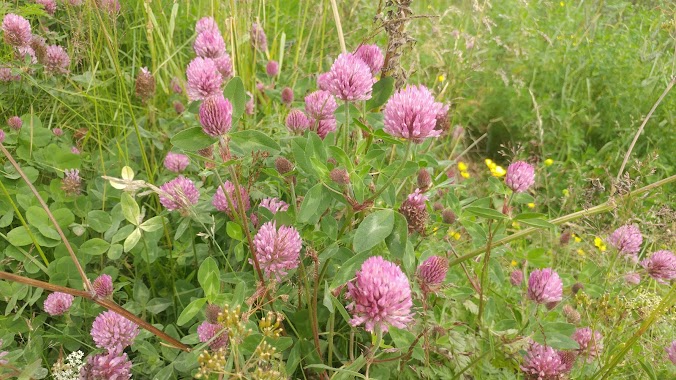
[140,216,164,232]
[464,206,508,220]
[198,257,220,302]
[330,250,370,289]
[223,77,246,119]
[80,238,110,256]
[108,244,123,260]
[87,210,112,233]
[226,221,243,241]
[385,211,408,259]
[177,298,207,326]
[123,228,142,252]
[533,331,579,350]
[120,193,140,226]
[526,247,550,268]
[323,281,334,313]
[542,322,576,336]
[514,212,547,220]
[170,127,216,151]
[366,77,395,111]
[229,130,280,155]
[6,226,34,247]
[298,184,330,225]
[353,209,395,252]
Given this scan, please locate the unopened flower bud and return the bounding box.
[510,270,523,286]
[433,202,444,211]
[330,168,350,186]
[417,256,448,293]
[563,304,581,324]
[205,304,221,324]
[274,157,294,174]
[135,67,156,102]
[571,282,584,294]
[92,274,113,298]
[560,230,571,246]
[442,209,456,224]
[417,169,432,191]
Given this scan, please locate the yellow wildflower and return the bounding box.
[560,1,565,6]
[437,75,445,82]
[527,203,535,209]
[510,260,518,267]
[563,189,569,197]
[544,158,554,166]
[460,171,470,179]
[458,161,468,171]
[512,221,520,229]
[491,166,506,177]
[574,235,581,243]
[448,230,461,240]
[594,237,607,252]
[577,249,585,256]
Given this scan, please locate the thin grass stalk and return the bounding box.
[329,0,347,54]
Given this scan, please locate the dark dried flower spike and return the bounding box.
[274,157,294,174]
[417,168,431,191]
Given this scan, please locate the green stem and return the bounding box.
[366,141,412,203]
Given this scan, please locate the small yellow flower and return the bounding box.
[491,166,506,177]
[562,189,570,197]
[577,249,585,256]
[594,237,607,252]
[458,161,468,171]
[527,203,535,209]
[447,230,461,240]
[510,260,518,267]
[560,1,565,6]
[437,74,445,82]
[484,158,493,166]
[460,171,470,179]
[544,158,554,166]
[512,221,520,229]
[574,235,581,243]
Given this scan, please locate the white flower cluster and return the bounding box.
[52,350,85,380]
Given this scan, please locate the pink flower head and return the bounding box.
[416,256,448,292]
[212,181,250,217]
[214,53,234,79]
[0,67,20,82]
[346,256,413,333]
[505,161,535,193]
[608,224,643,256]
[197,321,229,350]
[624,272,641,285]
[314,118,337,139]
[16,46,37,64]
[305,90,338,119]
[317,53,374,101]
[253,221,302,279]
[44,292,74,316]
[521,342,567,379]
[91,311,139,352]
[196,17,219,34]
[97,0,121,15]
[164,152,190,173]
[194,29,226,59]
[134,67,155,101]
[527,268,563,305]
[383,85,444,143]
[640,250,676,284]
[259,197,289,214]
[92,274,114,298]
[43,45,70,75]
[354,44,384,75]
[573,327,603,361]
[68,0,84,6]
[245,93,255,115]
[250,22,267,51]
[159,176,200,213]
[405,189,428,210]
[266,60,279,77]
[666,341,676,365]
[174,101,185,114]
[35,0,57,15]
[285,109,310,134]
[2,14,32,47]
[0,130,5,144]
[186,57,223,101]
[62,168,82,196]
[8,116,22,131]
[510,269,524,286]
[281,87,294,104]
[71,146,81,154]
[400,189,429,234]
[199,95,232,137]
[79,351,132,380]
[170,77,183,94]
[52,127,63,136]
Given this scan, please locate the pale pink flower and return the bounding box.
[212,181,250,216]
[259,197,289,214]
[250,22,267,51]
[666,341,676,365]
[624,272,641,285]
[245,93,255,115]
[521,342,567,380]
[2,14,32,47]
[505,161,535,193]
[7,116,22,131]
[527,268,563,305]
[71,146,80,154]
[62,168,82,196]
[186,57,223,101]
[164,152,190,173]
[214,53,234,79]
[573,327,603,361]
[199,95,232,137]
[285,109,310,134]
[79,351,132,380]
[253,222,302,279]
[317,53,374,101]
[281,87,294,104]
[640,250,676,284]
[197,321,228,350]
[0,67,20,82]
[305,90,337,120]
[97,0,121,15]
[354,44,384,75]
[170,77,182,94]
[159,176,200,213]
[196,17,219,34]
[43,45,70,75]
[194,29,226,59]
[16,45,37,64]
[510,269,523,286]
[35,0,57,15]
[383,85,444,143]
[346,256,413,333]
[44,292,74,316]
[266,60,279,77]
[608,224,642,257]
[90,311,139,352]
[416,256,448,292]
[92,274,114,298]
[0,130,5,143]
[314,118,337,139]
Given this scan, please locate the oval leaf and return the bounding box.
[171,127,217,151]
[353,209,395,252]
